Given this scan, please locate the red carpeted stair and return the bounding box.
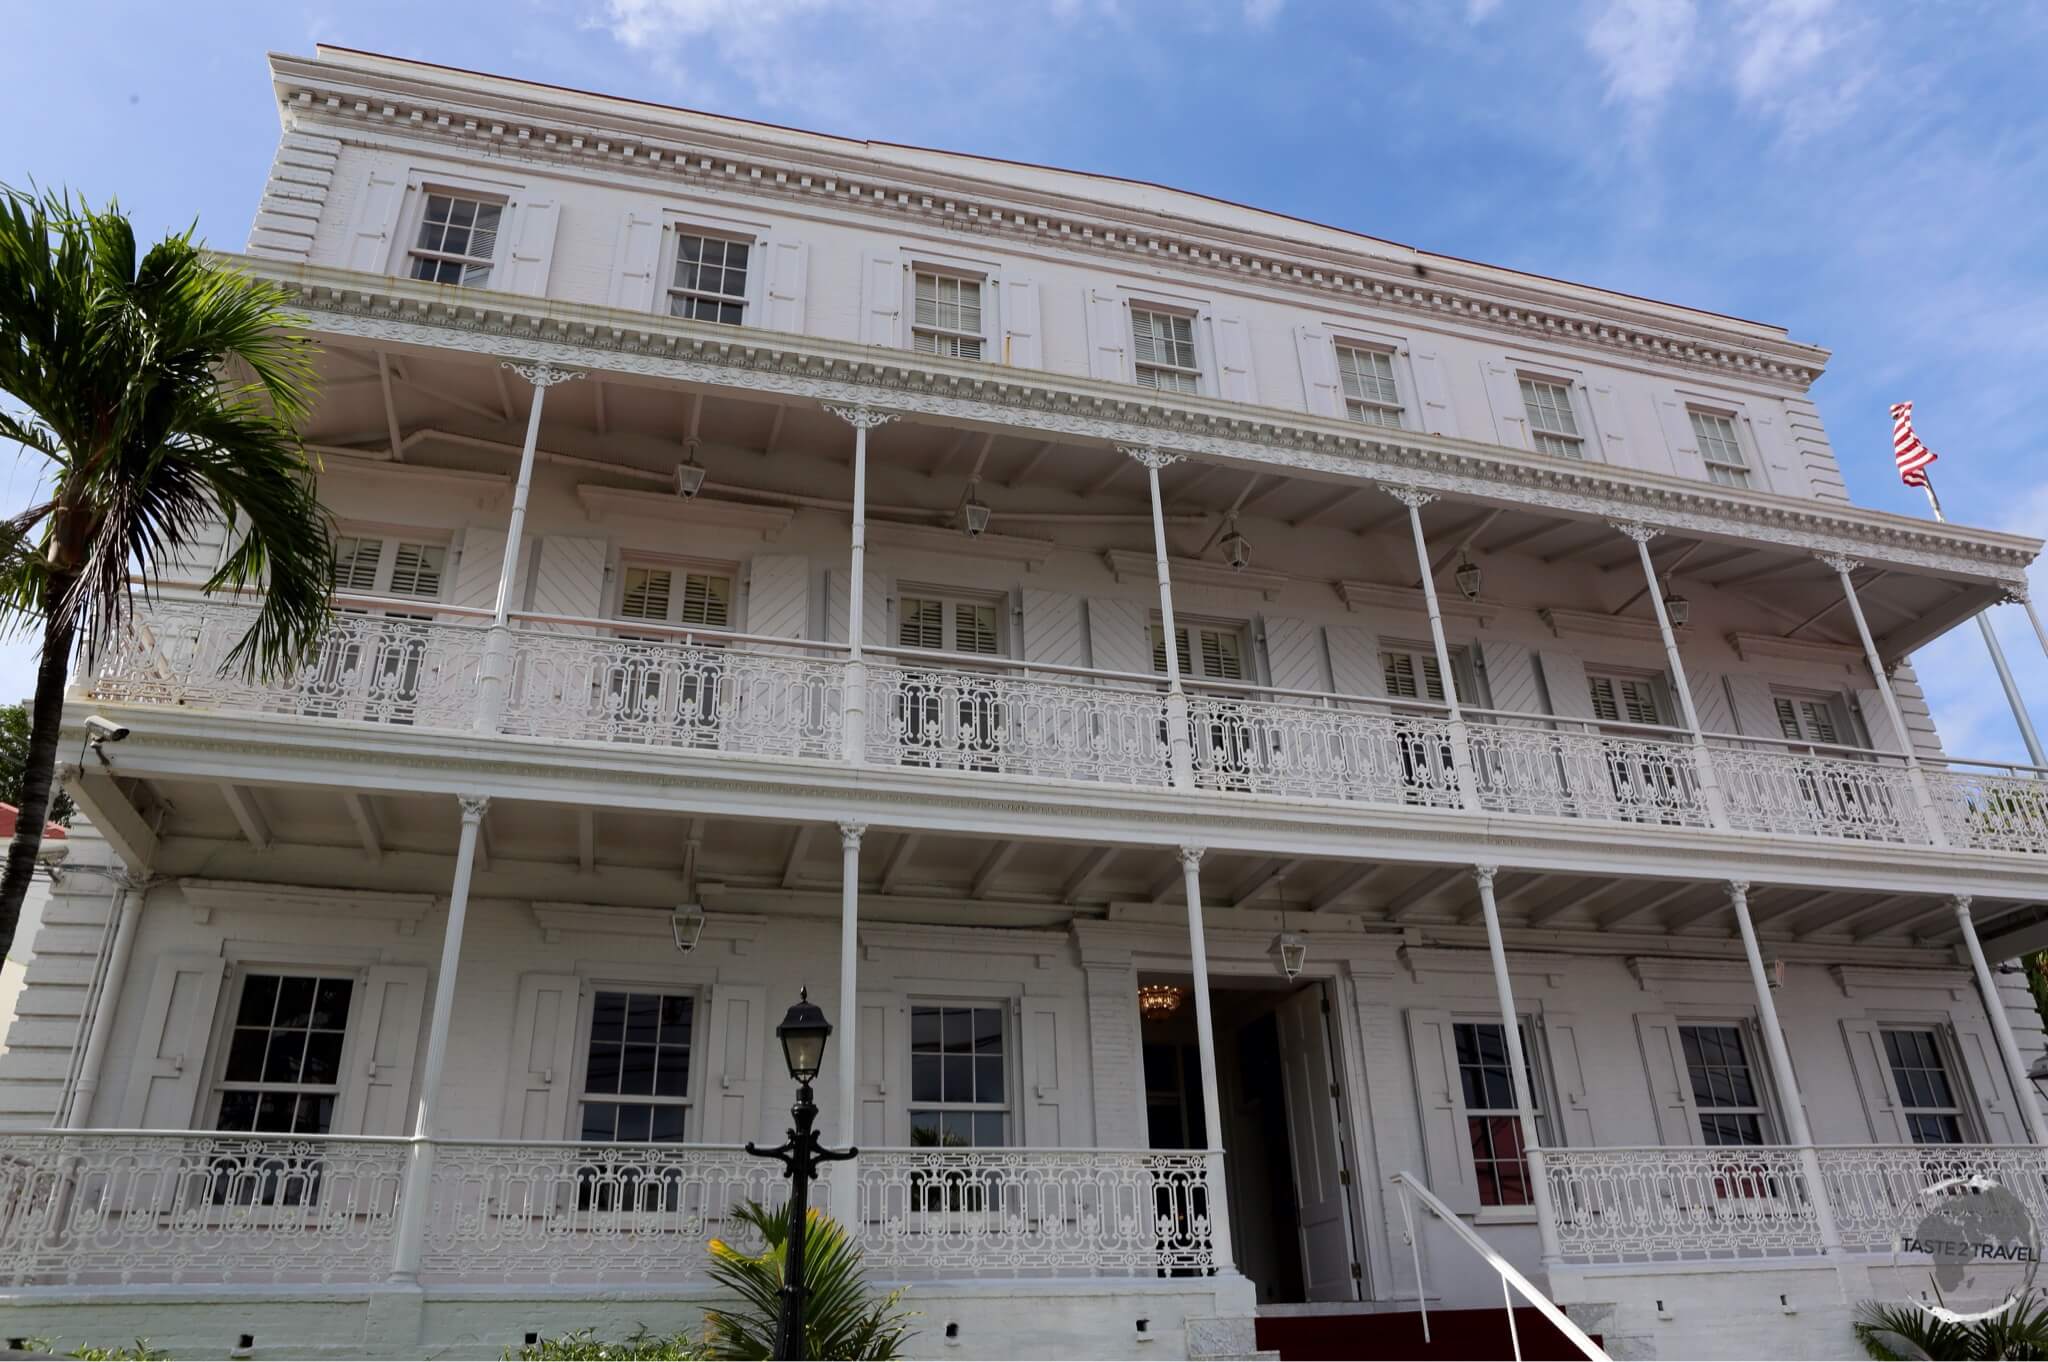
[1255,1305,1598,1360]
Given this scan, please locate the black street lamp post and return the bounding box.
[747,989,858,1361]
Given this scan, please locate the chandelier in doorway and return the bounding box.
[1138,983,1186,1021]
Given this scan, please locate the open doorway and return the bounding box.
[1139,973,1363,1304]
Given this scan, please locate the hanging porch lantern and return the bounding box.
[1454,556,1483,601]
[671,903,707,954]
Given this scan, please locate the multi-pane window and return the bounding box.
[1336,345,1403,427]
[1773,694,1840,745]
[1690,410,1751,489]
[1453,1021,1543,1207]
[409,193,502,286]
[1519,377,1585,459]
[913,272,984,360]
[667,233,749,325]
[617,565,733,630]
[1589,674,1663,726]
[333,536,446,601]
[1152,623,1246,681]
[1883,1029,1967,1144]
[579,990,695,1143]
[216,973,355,1135]
[899,595,1000,655]
[1680,1024,1770,1145]
[1132,308,1201,395]
[910,1004,1008,1147]
[1382,648,1446,703]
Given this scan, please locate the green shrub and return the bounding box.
[1855,1291,2048,1360]
[504,1327,705,1360]
[15,1342,169,1361]
[703,1200,916,1360]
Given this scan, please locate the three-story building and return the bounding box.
[1,45,2044,1360]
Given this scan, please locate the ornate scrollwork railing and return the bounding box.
[1710,741,1925,844]
[0,1130,408,1286]
[853,1147,1216,1277]
[1818,1144,2048,1254]
[1924,767,2048,855]
[1184,691,1463,808]
[1542,1145,1822,1262]
[1467,721,1713,828]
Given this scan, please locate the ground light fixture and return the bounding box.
[1454,556,1482,601]
[747,990,857,1361]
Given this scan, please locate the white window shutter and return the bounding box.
[1588,384,1630,459]
[1261,616,1328,693]
[606,211,662,312]
[859,252,902,347]
[1633,1012,1704,1146]
[1476,641,1539,718]
[1086,598,1149,674]
[120,953,227,1128]
[1855,686,1907,753]
[530,536,608,633]
[1684,670,1735,735]
[1951,1022,2022,1143]
[1408,348,1459,437]
[1536,651,1597,720]
[160,508,231,592]
[699,984,766,1144]
[1483,361,1527,449]
[1888,662,1948,759]
[745,554,812,639]
[1325,625,1385,698]
[1722,674,1780,739]
[1083,290,1127,381]
[1538,1014,1597,1147]
[1212,312,1255,402]
[1293,326,1341,417]
[1022,998,1083,1146]
[1002,277,1042,368]
[825,569,889,646]
[764,239,809,334]
[500,972,582,1139]
[342,167,405,274]
[338,964,428,1136]
[1404,1008,1480,1214]
[1838,1019,1911,1143]
[1654,395,1701,471]
[505,198,561,297]
[1021,589,1086,667]
[856,991,911,1147]
[450,528,529,613]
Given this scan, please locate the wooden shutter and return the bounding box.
[856,991,910,1147]
[606,210,663,313]
[1540,1014,1598,1148]
[120,953,227,1128]
[699,984,766,1144]
[1536,652,1597,721]
[1325,626,1385,699]
[1021,998,1083,1147]
[744,554,811,639]
[339,964,428,1136]
[1482,361,1528,449]
[1020,589,1086,667]
[1633,1013,1702,1146]
[1212,313,1256,402]
[1261,617,1329,693]
[1409,348,1459,437]
[1685,670,1736,735]
[1002,277,1042,368]
[1654,396,1701,471]
[1405,1009,1480,1214]
[824,569,889,647]
[763,239,809,334]
[859,252,902,348]
[342,167,405,273]
[1587,384,1630,460]
[1723,674,1781,739]
[505,197,561,297]
[451,528,530,613]
[1481,641,1543,717]
[1889,663,1949,760]
[1293,326,1342,417]
[1951,1021,2023,1143]
[501,973,581,1140]
[1084,290,1127,381]
[1855,687,1907,753]
[531,536,607,632]
[1839,1020,1911,1143]
[1087,598,1149,674]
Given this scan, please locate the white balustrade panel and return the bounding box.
[421,1140,803,1284]
[500,631,846,761]
[1468,723,1713,827]
[1543,1146,1822,1263]
[0,1130,407,1286]
[1184,693,1463,807]
[1927,769,2048,854]
[865,662,1172,788]
[89,600,487,729]
[1819,1144,2048,1254]
[1712,744,1925,843]
[854,1148,1215,1277]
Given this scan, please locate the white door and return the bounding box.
[1275,983,1360,1301]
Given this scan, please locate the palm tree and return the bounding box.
[0,186,334,960]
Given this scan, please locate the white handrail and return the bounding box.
[1390,1170,1608,1362]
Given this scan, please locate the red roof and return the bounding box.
[0,803,67,840]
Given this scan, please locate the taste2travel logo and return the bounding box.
[1898,1172,2040,1323]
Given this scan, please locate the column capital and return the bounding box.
[1952,893,1974,913]
[838,819,867,849]
[1177,844,1206,871]
[1379,483,1436,510]
[1610,520,1659,545]
[2000,579,2031,606]
[457,795,490,823]
[1119,444,1184,471]
[1816,550,1863,575]
[1471,864,1498,891]
[824,403,899,432]
[1725,879,1750,902]
[500,360,585,388]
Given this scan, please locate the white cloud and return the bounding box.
[1584,0,1697,112]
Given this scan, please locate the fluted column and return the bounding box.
[1471,866,1562,1265]
[1125,446,1195,788]
[1381,485,1481,811]
[478,362,583,730]
[826,405,898,764]
[1822,553,1947,845]
[1614,521,1728,826]
[832,819,866,1220]
[1954,896,2048,1143]
[1177,845,1234,1272]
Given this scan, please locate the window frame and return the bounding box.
[206,966,365,1136]
[909,267,991,362]
[1879,1025,1974,1145]
[1334,341,1406,428]
[332,530,451,604]
[405,188,509,289]
[907,999,1014,1150]
[1677,1021,1777,1146]
[1150,616,1250,683]
[664,227,755,327]
[1450,1016,1553,1213]
[1586,669,1670,728]
[1688,406,1753,489]
[1770,688,1852,748]
[570,983,705,1145]
[1517,373,1587,460]
[1129,304,1204,396]
[895,587,1005,658]
[611,557,739,634]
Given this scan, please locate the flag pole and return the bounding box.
[1918,472,2046,767]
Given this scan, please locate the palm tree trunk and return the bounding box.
[0,613,78,962]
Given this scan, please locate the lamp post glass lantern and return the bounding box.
[747,989,857,1360]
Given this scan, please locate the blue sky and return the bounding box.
[5,0,2046,761]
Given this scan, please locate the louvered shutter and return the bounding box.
[1483,361,1528,449]
[1293,326,1341,417]
[1261,617,1328,693]
[763,239,809,334]
[1405,1009,1480,1213]
[898,596,944,650]
[1087,598,1149,674]
[1002,277,1042,368]
[619,566,673,623]
[501,973,582,1139]
[1840,1020,1911,1143]
[334,536,384,594]
[680,572,734,630]
[859,252,902,347]
[1084,290,1127,381]
[1634,1012,1703,1146]
[338,965,427,1136]
[1536,652,1597,721]
[1211,313,1256,402]
[1199,628,1244,680]
[607,210,662,312]
[699,985,767,1143]
[1020,589,1086,667]
[956,602,1000,654]
[744,555,811,639]
[387,543,446,600]
[505,197,561,297]
[1382,649,1444,702]
[1409,348,1459,437]
[120,954,227,1128]
[342,167,405,273]
[1325,626,1385,699]
[531,536,607,634]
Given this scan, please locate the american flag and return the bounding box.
[1890,401,1938,487]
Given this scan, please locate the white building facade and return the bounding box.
[2,46,2046,1360]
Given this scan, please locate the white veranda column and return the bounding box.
[1615,521,1728,826]
[1727,881,1842,1253]
[1177,845,1235,1273]
[1470,866,1562,1265]
[64,874,147,1128]
[391,794,488,1281]
[825,405,898,764]
[1123,446,1196,788]
[1823,553,1948,844]
[1382,485,1482,811]
[2018,584,2048,672]
[479,362,583,730]
[832,819,866,1220]
[1954,896,2048,1143]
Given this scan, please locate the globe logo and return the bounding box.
[1898,1173,2040,1324]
